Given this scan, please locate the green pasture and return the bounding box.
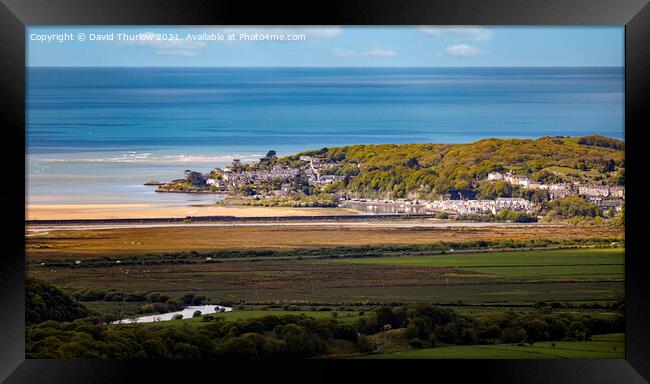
[360,333,624,359]
[331,248,623,268]
[313,281,624,304]
[331,248,624,279]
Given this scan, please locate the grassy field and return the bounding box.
[25,224,623,260]
[359,333,624,359]
[451,305,623,321]
[311,282,623,304]
[29,246,624,310]
[29,260,623,306]
[27,224,624,320]
[332,248,624,280]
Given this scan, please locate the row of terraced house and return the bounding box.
[486,171,624,211]
[340,197,535,216]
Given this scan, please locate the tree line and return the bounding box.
[26,279,624,359]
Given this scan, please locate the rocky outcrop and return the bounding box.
[184,170,206,186]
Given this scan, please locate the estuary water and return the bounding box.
[27,67,624,205]
[112,305,233,325]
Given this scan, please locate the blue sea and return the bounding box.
[27,67,624,205]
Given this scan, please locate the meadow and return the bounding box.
[28,246,624,315]
[360,333,624,359]
[332,248,624,280]
[25,221,625,339]
[25,222,626,360]
[25,223,623,260]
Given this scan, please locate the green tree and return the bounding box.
[531,169,565,184]
[523,319,549,342]
[479,324,503,341]
[26,278,90,325]
[356,335,373,353]
[406,157,420,169]
[600,159,616,173]
[567,321,589,341]
[404,317,432,341]
[477,180,515,199]
[547,196,602,219]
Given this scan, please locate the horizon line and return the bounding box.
[27,65,625,69]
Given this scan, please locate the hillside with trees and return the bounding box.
[26,302,623,359]
[26,278,91,325]
[289,135,624,199]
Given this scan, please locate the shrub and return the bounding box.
[567,321,590,341]
[503,326,528,344]
[408,338,427,349]
[333,324,358,342]
[479,324,503,341]
[428,334,437,348]
[545,318,568,341]
[578,135,624,150]
[496,210,538,223]
[404,317,432,341]
[356,335,373,353]
[522,319,549,342]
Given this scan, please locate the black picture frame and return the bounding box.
[1,0,648,382]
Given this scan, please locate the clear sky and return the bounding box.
[27,26,623,67]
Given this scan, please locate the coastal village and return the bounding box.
[340,170,624,216]
[152,152,347,194]
[150,149,625,219]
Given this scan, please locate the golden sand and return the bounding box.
[25,203,360,220]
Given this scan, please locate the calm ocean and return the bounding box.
[26,67,624,205]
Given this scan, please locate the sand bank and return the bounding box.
[26,203,360,220]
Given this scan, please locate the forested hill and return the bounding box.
[26,278,90,325]
[287,135,624,199]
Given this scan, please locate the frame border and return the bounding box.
[1,0,648,382]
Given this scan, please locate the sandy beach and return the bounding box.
[25,203,361,220]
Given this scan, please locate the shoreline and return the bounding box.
[25,203,361,221]
[154,189,228,195]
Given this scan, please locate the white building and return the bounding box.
[609,186,625,199]
[206,178,226,188]
[578,185,611,197]
[495,197,535,212]
[487,172,504,181]
[504,172,532,188]
[425,197,535,215]
[319,175,345,184]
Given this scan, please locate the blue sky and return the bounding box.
[27,26,623,67]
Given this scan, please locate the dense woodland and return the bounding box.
[26,278,91,325]
[285,135,624,199]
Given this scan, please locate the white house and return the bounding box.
[487,172,504,181]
